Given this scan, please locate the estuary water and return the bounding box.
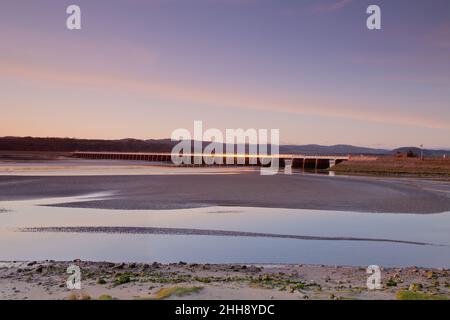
[1,193,450,268]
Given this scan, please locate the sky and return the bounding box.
[0,0,449,148]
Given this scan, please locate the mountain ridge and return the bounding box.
[0,136,448,156]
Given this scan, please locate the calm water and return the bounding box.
[0,159,332,176]
[0,160,259,176]
[1,193,450,268]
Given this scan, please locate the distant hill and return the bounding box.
[280,144,390,155]
[0,136,448,156]
[0,137,176,153]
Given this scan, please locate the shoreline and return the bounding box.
[1,261,448,300]
[331,170,450,181]
[331,158,450,179]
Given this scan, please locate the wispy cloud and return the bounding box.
[312,0,353,13]
[422,21,450,49]
[2,60,449,131]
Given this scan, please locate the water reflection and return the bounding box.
[0,159,337,176]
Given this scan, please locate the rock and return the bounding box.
[113,263,125,270]
[27,261,37,267]
[260,274,271,281]
[409,283,422,292]
[245,265,261,273]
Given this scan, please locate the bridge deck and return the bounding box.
[73,152,349,169]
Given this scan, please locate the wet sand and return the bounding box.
[18,226,435,246]
[0,173,450,213]
[1,261,448,300]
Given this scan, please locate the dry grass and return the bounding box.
[396,290,448,300]
[66,292,92,300]
[152,286,204,300]
[332,158,450,177]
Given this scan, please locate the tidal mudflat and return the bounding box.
[1,163,450,213]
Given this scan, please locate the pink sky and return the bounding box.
[1,0,449,148]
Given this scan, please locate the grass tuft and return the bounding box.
[152,286,204,300]
[396,290,448,300]
[114,273,132,286]
[386,278,398,287]
[66,292,92,300]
